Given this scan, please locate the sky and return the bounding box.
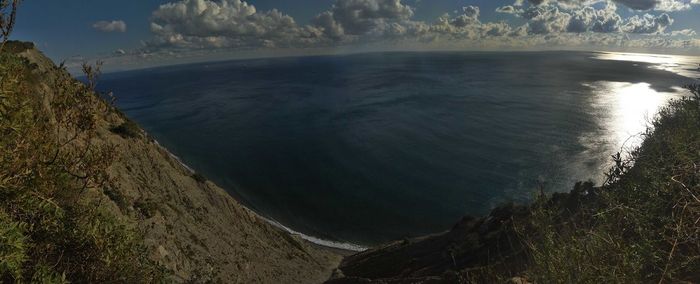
[11,0,700,71]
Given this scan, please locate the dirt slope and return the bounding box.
[19,45,341,283]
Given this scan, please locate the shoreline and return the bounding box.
[151,137,368,253]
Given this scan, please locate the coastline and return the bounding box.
[151,136,367,254]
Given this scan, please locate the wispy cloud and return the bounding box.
[93,20,127,33]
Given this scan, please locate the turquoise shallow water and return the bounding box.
[99,51,699,246]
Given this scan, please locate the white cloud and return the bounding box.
[148,0,325,49]
[93,20,127,33]
[623,13,674,34]
[521,0,700,11]
[496,5,523,14]
[312,0,414,39]
[128,0,699,62]
[501,2,678,35]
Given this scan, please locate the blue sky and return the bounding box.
[11,0,700,71]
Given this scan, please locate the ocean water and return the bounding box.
[99,51,699,246]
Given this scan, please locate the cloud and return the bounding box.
[495,5,523,14]
[502,2,677,35]
[451,6,481,27]
[312,0,414,39]
[670,29,697,37]
[148,0,324,49]
[520,0,700,11]
[92,20,127,33]
[147,0,419,48]
[623,13,674,34]
[611,0,657,10]
[129,0,698,64]
[523,6,572,34]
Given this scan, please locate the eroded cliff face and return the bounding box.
[19,46,341,283]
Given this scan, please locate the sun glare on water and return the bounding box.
[579,51,700,168]
[587,81,683,155]
[595,51,700,78]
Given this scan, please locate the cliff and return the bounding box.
[2,42,698,283]
[1,42,340,283]
[327,85,700,283]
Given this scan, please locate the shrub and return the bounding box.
[135,199,160,219]
[0,211,26,282]
[514,85,700,283]
[104,187,128,211]
[1,40,32,54]
[110,120,142,139]
[0,0,21,52]
[0,51,167,282]
[192,173,207,184]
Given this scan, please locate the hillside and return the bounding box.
[2,41,699,283]
[0,42,340,283]
[328,85,700,283]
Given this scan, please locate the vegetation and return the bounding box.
[134,199,160,219]
[2,1,699,282]
[334,85,700,284]
[0,48,166,282]
[1,40,31,54]
[513,85,700,283]
[0,0,20,52]
[110,120,143,139]
[191,173,207,184]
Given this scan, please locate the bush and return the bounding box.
[110,120,142,139]
[0,211,27,282]
[192,173,207,184]
[104,187,128,211]
[0,51,167,282]
[135,199,160,219]
[1,40,33,54]
[514,85,700,283]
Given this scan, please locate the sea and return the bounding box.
[98,50,700,249]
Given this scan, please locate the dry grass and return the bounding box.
[512,85,700,283]
[0,49,166,282]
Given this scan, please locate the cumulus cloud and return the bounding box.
[92,20,127,33]
[496,5,523,14]
[312,0,414,39]
[623,13,674,34]
[133,0,698,60]
[650,0,700,11]
[500,2,679,35]
[148,0,324,49]
[519,0,700,11]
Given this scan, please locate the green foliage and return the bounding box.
[0,50,167,282]
[513,85,700,283]
[30,264,68,284]
[0,211,26,282]
[134,199,160,219]
[104,187,129,211]
[0,0,21,52]
[110,120,143,139]
[192,173,207,184]
[1,40,32,54]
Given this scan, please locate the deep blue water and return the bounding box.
[99,51,698,245]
